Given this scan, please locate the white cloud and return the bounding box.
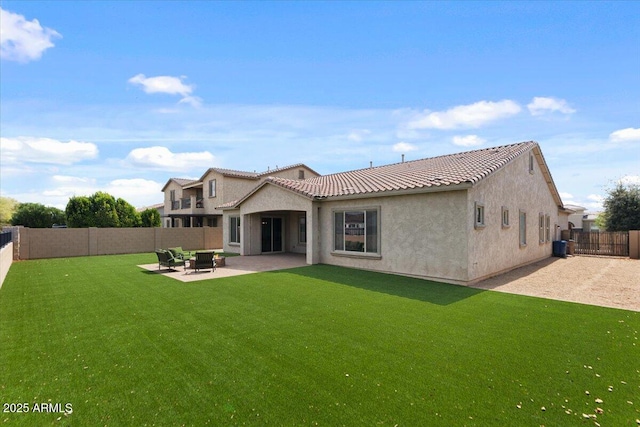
[407,100,521,130]
[527,97,576,116]
[392,142,418,152]
[178,95,203,108]
[619,175,640,186]
[0,7,61,62]
[128,74,201,106]
[452,134,486,147]
[559,192,574,201]
[106,179,164,207]
[35,176,162,209]
[587,194,604,203]
[0,136,98,165]
[609,127,640,143]
[126,146,215,172]
[347,129,371,142]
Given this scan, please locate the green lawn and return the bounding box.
[1,254,638,426]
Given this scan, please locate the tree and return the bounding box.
[601,183,640,231]
[140,208,161,227]
[66,192,142,228]
[10,203,66,228]
[115,198,141,227]
[0,197,19,226]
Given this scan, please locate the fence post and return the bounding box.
[630,230,640,259]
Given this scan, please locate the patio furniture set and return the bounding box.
[155,247,221,273]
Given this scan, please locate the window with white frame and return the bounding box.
[474,202,485,229]
[519,210,527,246]
[298,215,307,244]
[502,206,510,228]
[334,209,378,254]
[545,214,551,243]
[230,216,240,244]
[539,213,545,244]
[209,179,217,198]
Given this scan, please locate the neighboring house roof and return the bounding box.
[198,163,321,182]
[226,141,565,209]
[136,203,164,212]
[564,204,587,212]
[161,178,199,192]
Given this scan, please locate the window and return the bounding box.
[519,211,527,246]
[501,206,510,228]
[474,202,485,229]
[298,169,305,179]
[545,214,551,243]
[230,216,240,244]
[529,153,535,174]
[170,190,179,210]
[334,209,378,254]
[207,217,218,227]
[298,215,307,244]
[209,179,217,198]
[539,213,545,244]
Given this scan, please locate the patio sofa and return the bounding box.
[155,249,186,271]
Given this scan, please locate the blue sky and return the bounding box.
[1,1,638,210]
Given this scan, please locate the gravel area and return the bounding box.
[472,256,640,312]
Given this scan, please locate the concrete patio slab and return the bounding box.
[139,253,308,282]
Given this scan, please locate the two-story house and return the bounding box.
[161,164,320,228]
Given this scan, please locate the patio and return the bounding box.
[139,253,308,282]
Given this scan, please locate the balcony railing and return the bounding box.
[170,197,204,211]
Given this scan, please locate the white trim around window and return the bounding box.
[501,206,510,228]
[208,179,217,198]
[474,202,485,229]
[230,215,240,244]
[519,210,527,247]
[332,207,381,257]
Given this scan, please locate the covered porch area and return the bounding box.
[224,181,321,265]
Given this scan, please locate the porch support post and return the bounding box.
[240,212,250,256]
[306,203,320,265]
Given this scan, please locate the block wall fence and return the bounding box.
[2,226,222,261]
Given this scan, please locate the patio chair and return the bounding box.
[155,249,186,271]
[193,251,216,273]
[168,247,193,260]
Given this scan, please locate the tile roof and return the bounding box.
[200,163,319,181]
[260,141,539,199]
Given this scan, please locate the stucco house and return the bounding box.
[219,141,570,285]
[566,205,600,232]
[161,164,320,228]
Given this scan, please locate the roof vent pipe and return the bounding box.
[370,161,373,168]
[402,154,405,163]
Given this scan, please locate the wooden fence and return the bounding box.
[571,231,629,257]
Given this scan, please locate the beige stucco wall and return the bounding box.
[200,170,225,211]
[317,190,469,283]
[266,165,319,181]
[466,148,564,282]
